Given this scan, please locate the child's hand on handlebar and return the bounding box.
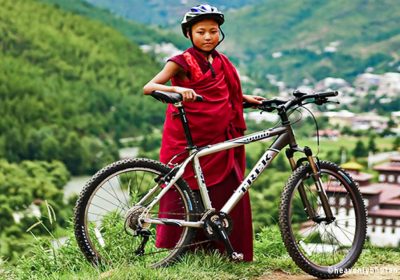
[243,95,266,106]
[174,87,198,102]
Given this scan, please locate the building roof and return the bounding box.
[367,184,400,203]
[325,183,400,201]
[381,198,400,207]
[350,172,373,182]
[374,164,400,172]
[389,156,400,162]
[368,209,400,218]
[341,161,364,171]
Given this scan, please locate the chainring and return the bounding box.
[201,210,233,240]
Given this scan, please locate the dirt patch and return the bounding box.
[257,266,400,280]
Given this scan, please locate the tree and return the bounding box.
[368,136,378,153]
[0,160,71,261]
[393,136,400,151]
[353,140,368,158]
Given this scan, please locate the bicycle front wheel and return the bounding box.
[74,158,198,268]
[279,161,367,279]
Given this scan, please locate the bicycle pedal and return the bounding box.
[231,252,243,261]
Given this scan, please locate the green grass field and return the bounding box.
[3,226,400,280]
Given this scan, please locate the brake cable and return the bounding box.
[299,102,321,157]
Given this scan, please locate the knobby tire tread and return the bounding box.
[279,161,367,279]
[74,158,198,268]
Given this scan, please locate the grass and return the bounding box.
[2,225,400,280]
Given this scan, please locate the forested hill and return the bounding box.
[0,0,164,174]
[38,0,188,50]
[85,0,400,86]
[223,0,400,85]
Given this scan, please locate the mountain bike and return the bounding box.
[74,90,367,279]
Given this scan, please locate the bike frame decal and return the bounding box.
[221,149,279,214]
[192,126,290,213]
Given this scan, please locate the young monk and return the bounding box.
[143,4,264,261]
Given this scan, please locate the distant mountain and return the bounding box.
[84,0,260,26]
[84,0,400,86]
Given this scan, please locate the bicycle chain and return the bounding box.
[131,210,212,257]
[146,210,204,217]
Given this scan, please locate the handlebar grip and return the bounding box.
[317,91,339,98]
[243,102,254,108]
[195,95,204,102]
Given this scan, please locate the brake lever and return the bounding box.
[315,97,328,105]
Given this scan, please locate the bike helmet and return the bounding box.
[181,4,225,38]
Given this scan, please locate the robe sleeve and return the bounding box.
[167,55,189,73]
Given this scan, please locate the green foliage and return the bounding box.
[4,223,400,279]
[84,0,400,87]
[38,0,189,50]
[393,136,400,151]
[0,0,165,174]
[0,160,71,261]
[353,140,368,158]
[368,135,378,153]
[222,0,400,86]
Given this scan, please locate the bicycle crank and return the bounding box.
[201,210,242,260]
[201,210,232,240]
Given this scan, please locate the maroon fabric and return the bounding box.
[168,49,218,75]
[160,47,246,189]
[157,47,253,261]
[156,170,253,261]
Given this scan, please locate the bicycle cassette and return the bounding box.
[125,205,150,235]
[201,210,233,240]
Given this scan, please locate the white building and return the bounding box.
[339,158,400,247]
[354,72,400,98]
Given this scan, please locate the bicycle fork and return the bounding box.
[286,147,334,223]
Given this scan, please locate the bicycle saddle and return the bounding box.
[150,91,203,103]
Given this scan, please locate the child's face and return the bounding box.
[190,19,220,53]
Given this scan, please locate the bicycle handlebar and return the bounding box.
[243,90,339,112]
[150,89,338,112]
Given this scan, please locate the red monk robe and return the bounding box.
[156,47,253,261]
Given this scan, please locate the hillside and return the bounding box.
[38,0,189,50]
[0,0,164,174]
[84,0,400,86]
[223,0,400,85]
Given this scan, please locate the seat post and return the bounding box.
[174,103,195,149]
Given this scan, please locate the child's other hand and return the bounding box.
[174,87,198,102]
[243,95,266,105]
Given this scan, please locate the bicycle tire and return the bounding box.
[279,160,367,278]
[74,158,199,268]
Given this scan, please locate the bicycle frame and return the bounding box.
[139,103,313,229]
[140,89,340,229]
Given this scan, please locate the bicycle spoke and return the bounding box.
[75,161,198,268]
[283,162,366,274]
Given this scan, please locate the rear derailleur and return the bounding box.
[124,205,151,256]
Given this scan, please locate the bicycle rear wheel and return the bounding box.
[279,161,367,278]
[74,158,198,268]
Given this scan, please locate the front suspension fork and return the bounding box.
[286,147,334,222]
